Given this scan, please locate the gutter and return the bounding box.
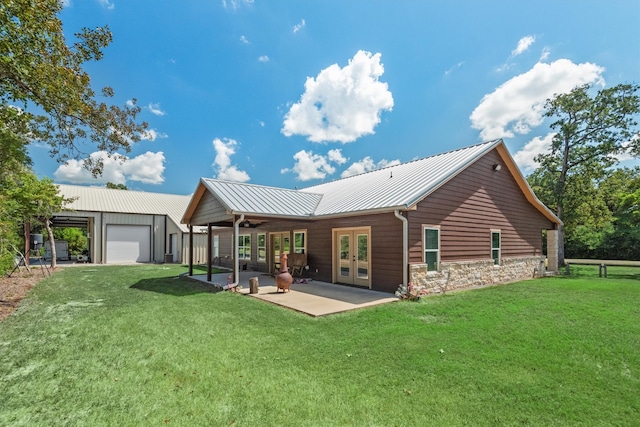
[232,214,245,285]
[394,210,408,286]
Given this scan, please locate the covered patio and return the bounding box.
[188,270,398,317]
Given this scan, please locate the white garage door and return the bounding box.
[106,225,151,263]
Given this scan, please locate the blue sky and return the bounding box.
[29,0,640,195]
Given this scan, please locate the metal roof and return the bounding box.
[191,140,507,219]
[185,139,559,225]
[200,179,322,217]
[56,184,204,233]
[301,140,501,216]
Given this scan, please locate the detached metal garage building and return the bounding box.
[52,184,207,264]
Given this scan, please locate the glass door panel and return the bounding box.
[273,236,281,264]
[339,233,352,280]
[356,233,369,280]
[334,229,370,288]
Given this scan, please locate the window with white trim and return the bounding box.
[238,234,251,260]
[423,226,440,272]
[491,230,501,265]
[293,230,307,254]
[257,233,266,263]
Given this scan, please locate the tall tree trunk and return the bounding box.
[555,135,571,266]
[44,218,56,269]
[555,201,566,266]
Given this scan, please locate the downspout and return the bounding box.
[163,215,167,259]
[233,214,245,285]
[188,225,193,276]
[394,210,408,286]
[152,215,156,262]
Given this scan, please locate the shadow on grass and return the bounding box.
[131,276,222,296]
[607,271,640,280]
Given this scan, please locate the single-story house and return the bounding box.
[182,139,562,294]
[52,184,208,264]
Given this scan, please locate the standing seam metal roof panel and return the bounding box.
[200,178,322,217]
[55,184,203,233]
[301,140,500,216]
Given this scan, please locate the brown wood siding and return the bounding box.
[190,192,229,226]
[408,148,553,265]
[206,214,403,293]
[300,213,403,293]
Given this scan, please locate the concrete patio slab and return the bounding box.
[188,271,398,317]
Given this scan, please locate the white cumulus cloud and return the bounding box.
[470,59,605,140]
[54,151,166,185]
[212,138,250,182]
[282,50,394,143]
[513,133,555,173]
[327,149,347,165]
[341,156,401,178]
[282,149,347,181]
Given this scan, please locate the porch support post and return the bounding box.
[547,229,559,272]
[188,224,193,276]
[233,214,244,284]
[394,210,408,285]
[207,223,212,282]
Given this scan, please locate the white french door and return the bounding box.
[334,228,371,288]
[270,232,290,274]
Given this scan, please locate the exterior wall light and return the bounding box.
[493,164,502,171]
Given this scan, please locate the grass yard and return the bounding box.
[1,264,638,426]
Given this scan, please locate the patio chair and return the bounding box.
[288,252,307,277]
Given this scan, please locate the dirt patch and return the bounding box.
[0,268,55,322]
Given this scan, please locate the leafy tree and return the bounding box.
[0,107,31,182]
[6,171,73,269]
[599,167,640,259]
[53,227,87,255]
[0,0,147,177]
[0,121,30,274]
[106,182,128,190]
[535,83,640,264]
[528,166,614,259]
[1,0,145,273]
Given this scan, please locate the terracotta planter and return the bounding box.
[276,253,293,293]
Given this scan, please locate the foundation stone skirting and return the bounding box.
[409,256,544,295]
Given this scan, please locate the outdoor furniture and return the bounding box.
[288,253,307,277]
[272,261,280,276]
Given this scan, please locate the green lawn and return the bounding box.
[1,264,638,426]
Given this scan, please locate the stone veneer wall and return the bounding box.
[409,256,544,294]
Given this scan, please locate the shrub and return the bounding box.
[395,282,427,301]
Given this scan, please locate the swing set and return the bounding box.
[3,240,50,278]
